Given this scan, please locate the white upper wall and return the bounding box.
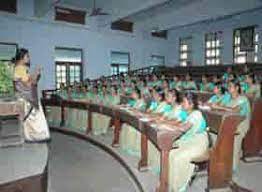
[0,0,169,90]
[133,0,262,31]
[165,8,262,66]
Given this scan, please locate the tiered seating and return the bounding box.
[42,63,261,192]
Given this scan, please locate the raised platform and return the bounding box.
[0,121,48,192]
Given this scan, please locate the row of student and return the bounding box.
[47,79,251,192]
[56,71,260,102]
[86,65,260,91]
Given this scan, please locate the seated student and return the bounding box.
[119,80,128,96]
[67,84,83,129]
[244,74,261,99]
[175,76,184,91]
[169,76,179,90]
[199,75,214,92]
[87,86,98,102]
[92,85,111,135]
[147,88,173,115]
[222,66,233,81]
[162,79,170,96]
[183,74,197,90]
[211,75,220,85]
[212,80,251,171]
[151,74,162,88]
[168,92,208,192]
[207,82,231,106]
[106,86,120,106]
[238,64,250,82]
[120,87,146,157]
[148,89,188,173]
[140,79,150,97]
[73,85,89,132]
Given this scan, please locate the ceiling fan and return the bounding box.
[89,0,110,17]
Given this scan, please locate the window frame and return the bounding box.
[204,32,222,65]
[179,37,192,66]
[233,27,259,64]
[55,47,83,88]
[110,51,130,76]
[0,42,18,62]
[150,55,165,66]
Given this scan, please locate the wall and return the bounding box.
[165,8,262,66]
[0,0,169,90]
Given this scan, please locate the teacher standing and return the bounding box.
[13,48,50,142]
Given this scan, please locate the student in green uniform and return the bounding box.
[168,92,208,192]
[147,87,160,113]
[74,85,89,132]
[162,79,170,96]
[169,76,178,90]
[175,76,184,90]
[207,82,228,105]
[183,74,197,90]
[199,75,214,92]
[120,87,146,157]
[92,85,111,135]
[152,74,162,88]
[148,89,188,174]
[245,74,261,98]
[107,86,120,106]
[222,66,232,81]
[214,80,251,171]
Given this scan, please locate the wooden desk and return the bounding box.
[243,98,262,160]
[0,99,24,147]
[41,98,244,192]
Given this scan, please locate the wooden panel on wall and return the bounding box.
[151,30,168,39]
[55,7,86,25]
[0,0,17,13]
[111,20,133,33]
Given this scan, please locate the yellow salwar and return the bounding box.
[91,95,115,136]
[149,111,209,192]
[120,99,145,157]
[70,108,88,132]
[92,112,111,135]
[169,133,208,192]
[46,106,61,126]
[120,123,141,157]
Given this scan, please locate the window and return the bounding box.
[205,32,222,65]
[233,28,259,64]
[55,7,86,25]
[150,55,165,66]
[110,52,130,75]
[0,43,17,62]
[0,0,17,14]
[111,20,133,33]
[151,30,168,39]
[179,37,192,66]
[55,48,83,88]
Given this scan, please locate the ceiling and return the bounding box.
[36,0,262,31]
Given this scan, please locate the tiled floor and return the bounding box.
[48,132,138,192]
[48,127,262,192]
